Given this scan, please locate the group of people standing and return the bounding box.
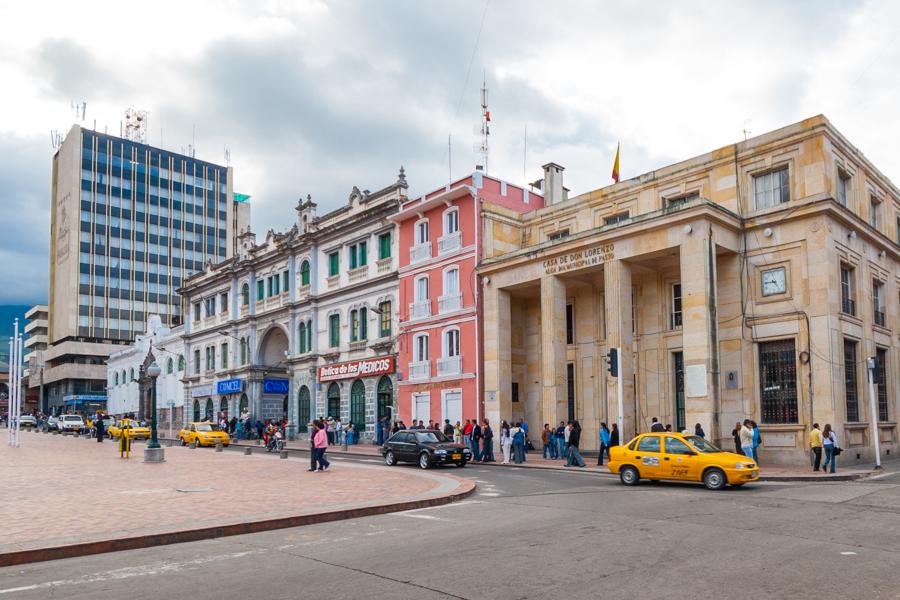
[809,422,841,473]
[732,419,762,463]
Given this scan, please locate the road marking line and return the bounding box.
[390,513,448,521]
[478,492,501,497]
[840,551,858,555]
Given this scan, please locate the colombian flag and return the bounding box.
[612,142,620,183]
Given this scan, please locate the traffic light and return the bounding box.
[607,348,619,377]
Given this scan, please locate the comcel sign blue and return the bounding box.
[216,379,243,394]
[263,378,289,394]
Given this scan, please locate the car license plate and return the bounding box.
[750,470,758,477]
[451,453,462,460]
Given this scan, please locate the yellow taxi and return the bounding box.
[108,419,151,440]
[608,432,759,490]
[179,422,231,447]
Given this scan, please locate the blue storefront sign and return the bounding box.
[263,378,289,394]
[217,379,243,394]
[63,395,107,405]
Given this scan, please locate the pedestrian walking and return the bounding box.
[500,421,512,464]
[95,415,105,442]
[809,422,823,471]
[650,417,665,433]
[511,422,526,464]
[313,420,331,472]
[740,419,755,459]
[542,424,554,459]
[731,421,742,454]
[565,420,586,467]
[481,419,494,462]
[694,423,706,438]
[597,422,611,466]
[751,420,761,464]
[821,424,839,473]
[610,423,619,448]
[308,421,318,472]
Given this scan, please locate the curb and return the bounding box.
[0,474,475,568]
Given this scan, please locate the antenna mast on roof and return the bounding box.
[123,107,148,143]
[477,73,490,174]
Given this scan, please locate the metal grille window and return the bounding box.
[875,348,888,422]
[758,339,798,424]
[566,304,574,345]
[673,351,685,431]
[840,264,855,315]
[604,212,629,226]
[566,362,576,422]
[753,167,789,209]
[844,340,859,422]
[671,283,683,329]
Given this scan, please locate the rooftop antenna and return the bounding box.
[741,118,752,141]
[476,72,490,173]
[71,100,87,122]
[224,145,231,165]
[123,107,148,143]
[49,130,63,150]
[448,134,452,182]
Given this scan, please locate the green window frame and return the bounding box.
[328,252,339,276]
[282,270,289,293]
[378,232,391,260]
[306,319,313,351]
[379,301,391,337]
[299,322,307,353]
[221,343,228,369]
[257,280,264,301]
[359,307,367,340]
[329,314,340,347]
[300,260,310,285]
[241,283,250,306]
[350,309,359,342]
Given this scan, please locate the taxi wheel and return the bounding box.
[384,450,396,466]
[703,468,727,491]
[620,466,640,486]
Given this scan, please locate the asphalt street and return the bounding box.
[2,451,900,600]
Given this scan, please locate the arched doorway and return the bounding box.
[377,376,393,421]
[327,383,341,418]
[220,397,228,416]
[193,399,200,422]
[350,380,366,440]
[298,386,311,433]
[258,326,289,367]
[205,398,213,421]
[239,393,248,414]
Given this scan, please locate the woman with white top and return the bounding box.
[500,420,512,464]
[821,423,839,473]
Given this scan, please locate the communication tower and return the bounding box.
[124,107,149,144]
[476,76,490,173]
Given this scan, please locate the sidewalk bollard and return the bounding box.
[244,447,252,455]
[280,450,288,459]
[215,441,223,452]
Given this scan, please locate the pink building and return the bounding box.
[392,169,542,427]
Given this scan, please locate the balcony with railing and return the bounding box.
[437,355,461,377]
[409,300,431,320]
[297,284,311,298]
[408,360,431,381]
[348,266,368,284]
[438,292,462,314]
[841,297,856,316]
[410,242,432,263]
[327,274,341,290]
[438,231,461,255]
[377,257,392,274]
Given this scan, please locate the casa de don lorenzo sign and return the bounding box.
[318,356,395,383]
[543,244,614,275]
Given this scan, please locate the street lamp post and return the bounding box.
[144,361,165,463]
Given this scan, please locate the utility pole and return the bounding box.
[866,357,882,469]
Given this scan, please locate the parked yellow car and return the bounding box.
[608,432,758,490]
[179,422,231,447]
[108,420,151,440]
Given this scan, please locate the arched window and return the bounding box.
[327,382,341,418]
[114,371,119,386]
[350,309,358,342]
[415,219,429,244]
[298,386,311,433]
[306,319,313,352]
[413,333,429,362]
[443,267,459,295]
[166,357,174,374]
[220,397,228,414]
[205,398,213,420]
[239,393,248,414]
[350,380,366,435]
[178,355,185,371]
[359,307,367,340]
[121,370,127,385]
[193,399,201,422]
[241,283,250,306]
[299,321,308,353]
[377,376,393,421]
[129,368,135,382]
[300,260,311,286]
[443,327,460,357]
[414,275,429,302]
[443,207,459,235]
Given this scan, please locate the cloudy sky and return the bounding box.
[1,0,898,305]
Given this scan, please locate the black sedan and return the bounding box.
[382,430,472,469]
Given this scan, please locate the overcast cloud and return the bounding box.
[1,0,897,305]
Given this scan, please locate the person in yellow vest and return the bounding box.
[809,422,823,472]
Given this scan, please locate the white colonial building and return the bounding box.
[177,170,405,440]
[106,315,186,431]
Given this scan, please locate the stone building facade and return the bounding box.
[177,171,405,440]
[478,116,899,465]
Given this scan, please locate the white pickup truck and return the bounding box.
[58,414,86,433]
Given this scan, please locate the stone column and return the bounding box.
[679,235,720,440]
[604,259,635,438]
[541,275,567,429]
[483,284,511,427]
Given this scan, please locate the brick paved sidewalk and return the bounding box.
[0,430,472,563]
[227,437,883,481]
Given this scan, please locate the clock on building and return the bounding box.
[761,267,787,296]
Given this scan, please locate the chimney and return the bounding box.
[542,162,566,205]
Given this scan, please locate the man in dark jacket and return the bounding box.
[443,419,454,437]
[565,421,586,467]
[650,417,665,432]
[95,415,105,442]
[470,421,483,462]
[481,419,494,462]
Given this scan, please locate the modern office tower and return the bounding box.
[45,124,250,414]
[23,304,49,412]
